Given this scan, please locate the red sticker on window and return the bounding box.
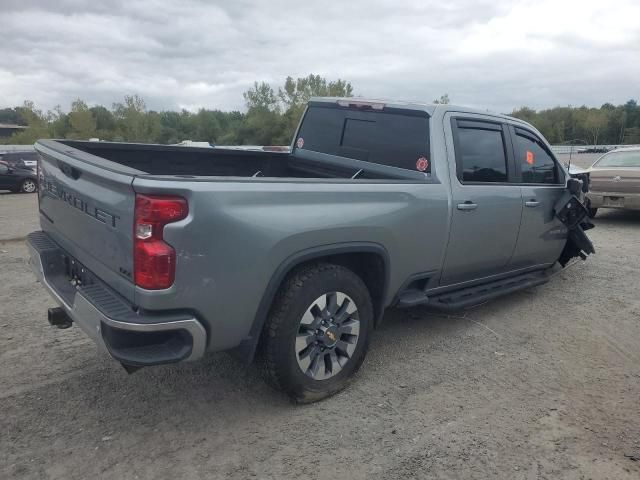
[296,137,304,149]
[526,150,534,165]
[416,156,429,172]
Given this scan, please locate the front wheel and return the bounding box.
[20,179,37,193]
[261,263,373,403]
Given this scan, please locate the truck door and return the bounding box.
[441,115,522,285]
[508,126,568,268]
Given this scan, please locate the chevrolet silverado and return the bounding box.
[28,98,594,402]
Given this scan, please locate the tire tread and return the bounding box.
[260,262,371,403]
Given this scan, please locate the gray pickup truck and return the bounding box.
[28,98,594,402]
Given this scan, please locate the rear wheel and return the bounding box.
[20,179,37,193]
[261,263,373,403]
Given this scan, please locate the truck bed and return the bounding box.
[57,140,417,181]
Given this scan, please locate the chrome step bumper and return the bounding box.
[26,231,207,366]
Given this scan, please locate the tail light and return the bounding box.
[134,194,188,290]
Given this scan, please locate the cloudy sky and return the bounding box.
[1,0,639,114]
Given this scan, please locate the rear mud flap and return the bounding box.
[555,191,596,267]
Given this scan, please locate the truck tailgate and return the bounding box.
[35,140,139,302]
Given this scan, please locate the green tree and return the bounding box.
[243,82,279,111]
[278,74,353,110]
[277,74,354,143]
[4,100,51,144]
[193,109,221,142]
[112,95,159,142]
[68,99,97,139]
[3,82,638,147]
[584,109,608,145]
[90,105,116,140]
[0,107,22,124]
[48,105,70,138]
[433,94,450,104]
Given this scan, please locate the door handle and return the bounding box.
[525,199,540,208]
[457,201,478,211]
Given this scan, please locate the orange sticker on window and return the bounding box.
[526,150,534,165]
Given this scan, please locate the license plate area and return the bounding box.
[43,251,97,306]
[62,254,95,288]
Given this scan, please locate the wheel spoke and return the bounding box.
[325,292,338,314]
[314,295,327,312]
[338,319,360,336]
[335,294,357,323]
[300,308,316,327]
[298,344,319,372]
[335,339,356,359]
[335,303,355,323]
[295,332,315,354]
[328,350,342,375]
[309,352,324,379]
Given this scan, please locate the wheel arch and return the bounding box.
[233,242,390,364]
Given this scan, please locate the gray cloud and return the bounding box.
[1,0,638,113]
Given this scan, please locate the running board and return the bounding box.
[396,271,550,311]
[428,271,550,311]
[396,289,429,308]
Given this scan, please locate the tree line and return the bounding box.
[1,73,639,146]
[0,74,354,147]
[510,101,640,145]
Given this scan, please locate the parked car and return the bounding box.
[0,160,38,193]
[0,151,38,170]
[580,147,610,154]
[586,147,640,217]
[27,98,594,402]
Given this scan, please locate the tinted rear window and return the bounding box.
[454,122,508,182]
[295,105,430,172]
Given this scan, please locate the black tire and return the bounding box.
[588,207,598,218]
[261,263,373,403]
[20,179,37,193]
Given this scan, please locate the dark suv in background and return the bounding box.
[0,151,38,171]
[0,160,38,193]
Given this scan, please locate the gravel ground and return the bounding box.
[1,188,640,479]
[0,192,39,241]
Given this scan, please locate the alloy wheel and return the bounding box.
[295,291,360,381]
[22,180,37,193]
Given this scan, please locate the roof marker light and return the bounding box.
[337,100,385,110]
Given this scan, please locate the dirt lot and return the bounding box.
[1,188,639,480]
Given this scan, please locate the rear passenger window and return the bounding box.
[454,121,508,183]
[514,130,560,184]
[295,105,430,172]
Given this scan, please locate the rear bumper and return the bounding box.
[587,192,640,210]
[27,231,207,366]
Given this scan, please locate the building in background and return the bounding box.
[0,124,27,139]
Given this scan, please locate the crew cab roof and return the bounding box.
[310,96,526,125]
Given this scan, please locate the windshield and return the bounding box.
[595,150,640,168]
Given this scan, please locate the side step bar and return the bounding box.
[396,271,551,311]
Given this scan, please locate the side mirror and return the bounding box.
[567,178,582,195]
